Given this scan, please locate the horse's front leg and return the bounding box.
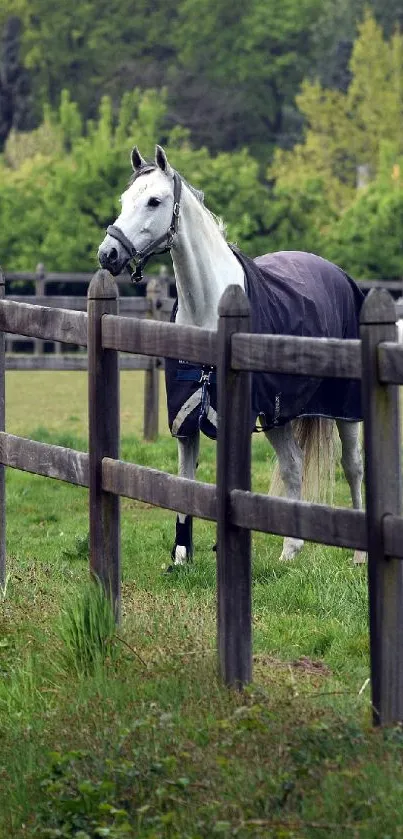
[170,433,200,568]
[265,423,304,561]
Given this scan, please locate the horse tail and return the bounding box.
[269,417,338,503]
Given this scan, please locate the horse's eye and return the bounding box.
[148,197,161,207]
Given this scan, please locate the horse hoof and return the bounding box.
[352,550,366,566]
[163,563,178,574]
[163,560,192,574]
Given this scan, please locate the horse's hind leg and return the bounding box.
[170,432,200,568]
[336,419,365,564]
[265,422,304,561]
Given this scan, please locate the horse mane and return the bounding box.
[128,162,227,240]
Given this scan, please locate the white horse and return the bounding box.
[98,145,365,567]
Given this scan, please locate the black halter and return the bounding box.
[106,168,182,282]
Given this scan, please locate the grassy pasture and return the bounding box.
[1,370,402,838]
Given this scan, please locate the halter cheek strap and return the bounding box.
[106,170,182,282]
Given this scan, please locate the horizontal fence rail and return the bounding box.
[5,269,143,284]
[0,432,89,486]
[0,300,88,346]
[3,297,174,324]
[384,515,403,557]
[230,490,368,551]
[102,313,217,365]
[4,354,156,371]
[232,334,362,379]
[6,295,151,313]
[102,458,216,520]
[377,342,403,384]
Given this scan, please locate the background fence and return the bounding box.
[1,268,403,725]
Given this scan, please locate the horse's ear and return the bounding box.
[131,146,146,171]
[155,144,172,175]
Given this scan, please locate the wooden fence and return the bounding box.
[1,268,403,725]
[4,266,403,442]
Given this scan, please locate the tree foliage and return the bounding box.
[271,13,403,211]
[325,152,403,278]
[0,0,356,157]
[1,0,403,158]
[173,0,323,156]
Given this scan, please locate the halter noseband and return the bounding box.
[106,167,182,282]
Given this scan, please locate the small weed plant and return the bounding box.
[58,579,117,676]
[36,750,133,838]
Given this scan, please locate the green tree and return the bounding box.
[4,0,403,157]
[312,0,403,91]
[0,0,331,156]
[324,149,403,278]
[174,0,323,156]
[271,13,403,213]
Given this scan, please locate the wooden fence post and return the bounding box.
[143,278,165,441]
[360,288,403,725]
[216,285,252,687]
[88,270,121,619]
[0,269,5,590]
[35,263,46,356]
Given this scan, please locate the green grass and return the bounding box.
[0,371,402,838]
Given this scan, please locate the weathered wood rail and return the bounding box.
[1,269,403,725]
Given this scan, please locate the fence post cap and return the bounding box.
[88,269,118,300]
[218,284,250,318]
[360,287,396,325]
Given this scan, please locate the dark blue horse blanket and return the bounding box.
[165,249,364,439]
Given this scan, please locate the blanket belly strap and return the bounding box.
[165,362,218,439]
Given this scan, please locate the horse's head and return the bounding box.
[98,145,180,279]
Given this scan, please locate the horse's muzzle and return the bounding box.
[98,246,128,276]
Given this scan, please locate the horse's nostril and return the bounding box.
[109,247,118,263]
[99,250,109,269]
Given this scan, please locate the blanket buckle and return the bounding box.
[199,367,214,385]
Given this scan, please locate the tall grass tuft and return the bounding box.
[0,571,10,601]
[58,579,116,676]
